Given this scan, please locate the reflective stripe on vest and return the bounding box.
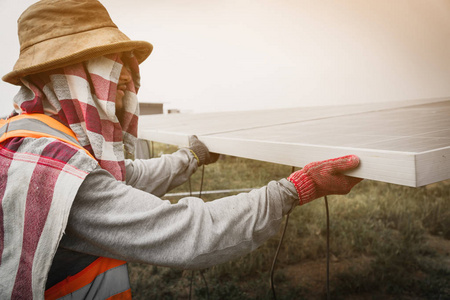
[44,257,131,300]
[0,113,95,160]
[0,114,131,299]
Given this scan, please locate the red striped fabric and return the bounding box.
[0,137,25,266]
[90,73,118,102]
[12,152,59,298]
[14,53,141,181]
[0,135,97,299]
[0,150,14,266]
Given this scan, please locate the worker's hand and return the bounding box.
[188,135,220,166]
[288,155,362,205]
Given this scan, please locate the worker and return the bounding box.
[0,0,362,299]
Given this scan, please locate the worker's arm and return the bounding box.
[125,136,217,197]
[59,166,298,270]
[60,155,360,270]
[124,148,198,197]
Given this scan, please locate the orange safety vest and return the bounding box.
[45,257,131,300]
[0,114,132,300]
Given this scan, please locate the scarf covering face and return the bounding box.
[12,53,141,181]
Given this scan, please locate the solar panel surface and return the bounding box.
[138,98,450,187]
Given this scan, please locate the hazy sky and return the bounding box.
[1,0,450,116]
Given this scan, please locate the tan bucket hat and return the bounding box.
[2,0,153,85]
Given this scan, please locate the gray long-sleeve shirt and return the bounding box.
[56,148,298,271]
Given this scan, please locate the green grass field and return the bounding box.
[128,143,450,299]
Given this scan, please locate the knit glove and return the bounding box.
[188,135,220,166]
[288,155,362,205]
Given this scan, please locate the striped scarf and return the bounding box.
[12,53,141,181]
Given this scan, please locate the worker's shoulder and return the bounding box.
[0,136,98,174]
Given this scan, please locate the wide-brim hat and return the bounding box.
[2,0,153,85]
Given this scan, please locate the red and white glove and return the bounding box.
[288,155,362,205]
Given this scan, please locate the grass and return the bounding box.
[128,142,450,299]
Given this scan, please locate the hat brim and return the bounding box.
[2,26,153,85]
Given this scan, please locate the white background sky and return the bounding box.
[1,0,450,117]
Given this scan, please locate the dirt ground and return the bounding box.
[279,235,450,299]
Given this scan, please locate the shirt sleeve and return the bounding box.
[124,148,198,197]
[59,165,299,270]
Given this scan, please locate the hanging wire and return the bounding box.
[188,165,194,299]
[189,270,194,300]
[188,165,209,300]
[270,166,331,300]
[270,166,295,299]
[199,165,205,198]
[200,270,210,299]
[270,213,290,300]
[324,195,330,300]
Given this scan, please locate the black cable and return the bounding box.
[189,270,194,300]
[269,166,295,300]
[191,164,331,300]
[270,213,290,300]
[198,165,209,299]
[200,270,210,299]
[324,195,330,300]
[270,167,331,300]
[188,166,193,299]
[188,165,209,300]
[199,165,205,198]
[270,198,331,300]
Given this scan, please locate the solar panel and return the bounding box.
[138,98,450,187]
